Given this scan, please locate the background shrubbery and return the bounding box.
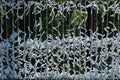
[0,0,120,40]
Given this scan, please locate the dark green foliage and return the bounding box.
[97,1,120,38]
[1,0,120,40]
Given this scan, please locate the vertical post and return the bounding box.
[86,6,97,36]
[86,5,97,71]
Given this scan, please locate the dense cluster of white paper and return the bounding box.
[0,0,120,79]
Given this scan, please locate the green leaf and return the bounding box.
[0,9,3,17]
[58,0,64,4]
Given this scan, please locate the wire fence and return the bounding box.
[0,0,120,79]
